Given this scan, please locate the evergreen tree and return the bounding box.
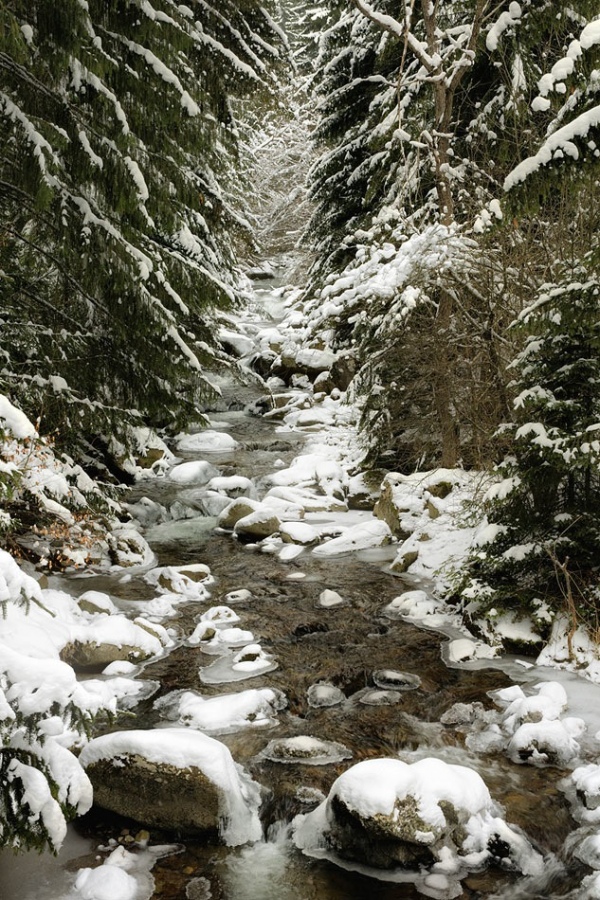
[301,1,599,471]
[0,0,285,455]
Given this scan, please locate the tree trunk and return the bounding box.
[433,290,460,467]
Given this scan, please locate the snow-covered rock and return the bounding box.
[79,729,263,844]
[293,757,543,877]
[155,687,286,734]
[176,430,239,453]
[312,519,391,557]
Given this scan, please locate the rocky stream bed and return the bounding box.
[1,280,599,900]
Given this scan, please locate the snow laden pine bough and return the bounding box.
[293,757,542,899]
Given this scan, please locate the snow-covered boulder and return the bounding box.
[233,509,281,542]
[293,757,543,876]
[312,520,392,557]
[60,616,168,669]
[167,460,220,485]
[107,527,154,568]
[176,430,239,453]
[217,498,261,530]
[79,729,263,844]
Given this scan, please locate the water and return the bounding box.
[0,281,593,899]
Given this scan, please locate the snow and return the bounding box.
[505,106,600,190]
[0,395,37,439]
[74,859,137,900]
[175,430,239,452]
[312,519,391,557]
[155,687,286,733]
[486,3,522,52]
[167,460,219,484]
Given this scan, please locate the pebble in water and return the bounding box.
[307,683,345,708]
[317,589,347,608]
[199,644,278,685]
[259,735,352,765]
[372,669,421,691]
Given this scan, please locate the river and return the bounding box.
[0,278,596,899]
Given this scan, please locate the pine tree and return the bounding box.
[0,0,285,455]
[457,7,600,637]
[301,1,599,471]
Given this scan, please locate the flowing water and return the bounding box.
[0,281,593,899]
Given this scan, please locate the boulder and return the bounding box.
[234,510,281,541]
[293,757,543,877]
[330,350,358,391]
[390,549,419,574]
[60,638,154,669]
[217,498,261,530]
[79,729,262,844]
[373,476,411,539]
[347,470,385,511]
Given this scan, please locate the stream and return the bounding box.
[0,279,594,899]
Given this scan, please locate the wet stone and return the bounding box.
[372,669,421,691]
[259,735,352,766]
[307,683,345,708]
[354,688,403,707]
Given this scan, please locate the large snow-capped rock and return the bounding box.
[80,729,263,844]
[293,757,542,877]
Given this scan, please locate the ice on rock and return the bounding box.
[218,627,255,647]
[372,669,421,691]
[79,729,263,846]
[259,735,352,765]
[200,606,241,626]
[232,643,274,672]
[446,638,497,663]
[200,644,278,685]
[71,844,171,900]
[354,688,403,706]
[206,475,255,499]
[279,543,305,561]
[382,590,441,619]
[188,620,221,652]
[568,765,600,821]
[176,430,239,452]
[224,589,252,604]
[155,687,286,733]
[307,683,345,708]
[78,591,118,615]
[279,521,319,544]
[507,718,584,766]
[73,859,138,900]
[574,832,600,868]
[144,564,212,599]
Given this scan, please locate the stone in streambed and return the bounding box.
[79,729,262,844]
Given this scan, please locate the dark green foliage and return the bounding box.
[457,273,600,629]
[0,0,285,452]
